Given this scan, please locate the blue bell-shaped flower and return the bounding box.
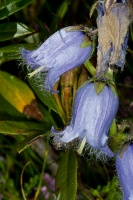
[21,26,93,92]
[52,83,119,156]
[116,144,133,200]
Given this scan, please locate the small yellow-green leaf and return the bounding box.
[109,119,117,137]
[109,84,118,97]
[80,35,92,48]
[94,81,105,94]
[0,71,35,114]
[108,132,128,153]
[56,151,78,200]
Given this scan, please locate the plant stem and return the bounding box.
[34,138,49,200]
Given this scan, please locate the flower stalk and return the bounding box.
[53,82,66,125]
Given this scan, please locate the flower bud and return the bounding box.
[52,83,119,155]
[21,26,93,92]
[116,144,133,200]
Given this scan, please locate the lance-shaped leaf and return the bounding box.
[0,71,43,120]
[0,121,47,135]
[17,132,48,153]
[0,0,32,20]
[56,151,78,200]
[0,22,34,42]
[0,43,36,64]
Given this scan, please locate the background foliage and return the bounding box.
[0,0,133,199]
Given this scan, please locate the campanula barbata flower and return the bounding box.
[96,0,131,73]
[21,26,93,92]
[116,144,133,200]
[52,83,119,156]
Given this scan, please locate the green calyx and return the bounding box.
[80,35,92,48]
[65,25,96,49]
[108,120,133,155]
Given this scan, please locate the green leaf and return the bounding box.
[50,0,70,29]
[17,132,48,153]
[0,43,36,64]
[0,71,35,114]
[80,35,92,48]
[109,119,117,137]
[28,75,59,113]
[0,22,34,41]
[56,151,78,200]
[90,1,98,17]
[38,102,57,127]
[108,131,128,154]
[94,81,105,95]
[56,0,70,19]
[0,0,32,20]
[90,176,121,200]
[0,94,27,120]
[0,121,47,135]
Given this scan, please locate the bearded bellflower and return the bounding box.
[116,144,133,200]
[21,26,93,92]
[52,83,119,156]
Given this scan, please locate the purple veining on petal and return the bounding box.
[44,43,92,92]
[116,144,133,200]
[21,26,93,92]
[52,83,119,156]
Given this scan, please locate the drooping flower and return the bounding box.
[52,82,119,156]
[21,26,93,92]
[96,1,131,73]
[116,144,133,200]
